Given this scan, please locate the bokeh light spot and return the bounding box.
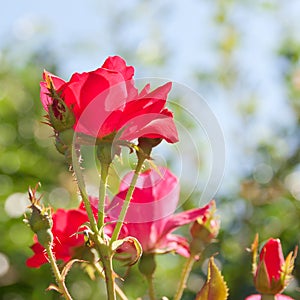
[253,163,273,184]
[0,124,16,146]
[3,293,24,300]
[0,253,10,277]
[285,171,300,200]
[0,175,13,196]
[4,193,29,218]
[9,224,31,246]
[70,280,92,300]
[0,153,20,174]
[49,187,71,208]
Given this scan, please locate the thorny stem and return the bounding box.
[110,157,145,244]
[72,142,98,233]
[174,255,196,300]
[94,262,128,300]
[73,144,115,300]
[45,243,72,300]
[93,235,116,300]
[98,162,110,231]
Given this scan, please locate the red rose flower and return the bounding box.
[40,56,178,144]
[27,207,89,268]
[107,167,213,257]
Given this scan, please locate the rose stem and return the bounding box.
[93,262,128,300]
[72,142,98,233]
[98,162,110,232]
[174,256,196,300]
[45,243,73,300]
[110,157,145,244]
[146,275,156,300]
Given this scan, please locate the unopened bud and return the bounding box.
[251,236,297,295]
[26,185,54,247]
[190,200,220,255]
[29,205,53,233]
[48,98,75,132]
[190,219,219,244]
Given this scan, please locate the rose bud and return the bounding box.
[44,73,76,132]
[190,200,220,255]
[25,186,53,248]
[251,235,297,295]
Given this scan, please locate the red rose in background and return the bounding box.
[256,238,285,288]
[248,236,297,298]
[107,167,213,257]
[40,56,178,143]
[27,207,88,268]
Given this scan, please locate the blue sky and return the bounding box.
[2,0,300,196]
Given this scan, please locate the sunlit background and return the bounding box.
[1,0,300,299]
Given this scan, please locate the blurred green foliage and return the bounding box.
[1,3,300,298]
[0,52,77,299]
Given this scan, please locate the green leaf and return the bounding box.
[196,257,229,300]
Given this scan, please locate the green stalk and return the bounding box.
[174,256,196,300]
[45,243,73,300]
[110,158,145,244]
[146,275,156,300]
[93,236,116,300]
[72,143,98,233]
[93,262,128,300]
[98,162,110,230]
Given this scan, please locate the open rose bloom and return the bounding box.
[27,168,214,266]
[40,56,178,144]
[108,167,215,257]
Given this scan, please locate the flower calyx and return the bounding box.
[25,184,53,247]
[45,73,75,133]
[190,200,220,256]
[137,137,162,161]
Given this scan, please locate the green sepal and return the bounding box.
[255,261,275,294]
[137,137,162,161]
[48,98,75,132]
[112,236,143,267]
[97,140,117,166]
